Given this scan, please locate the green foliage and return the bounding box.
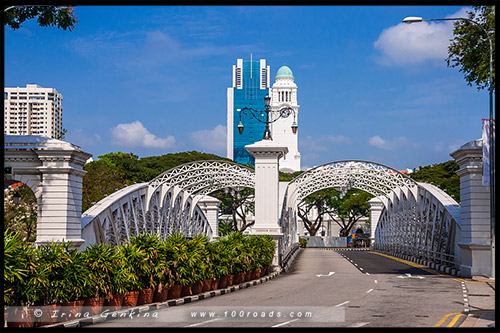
[409,160,460,202]
[4,230,276,305]
[81,244,115,298]
[299,188,373,237]
[211,187,255,232]
[279,170,304,182]
[4,5,78,31]
[4,231,39,305]
[446,5,495,91]
[299,237,308,248]
[4,184,37,242]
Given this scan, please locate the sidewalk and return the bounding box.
[460,275,495,328]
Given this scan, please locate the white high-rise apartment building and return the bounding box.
[4,84,63,139]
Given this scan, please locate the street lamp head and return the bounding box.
[291,121,298,134]
[402,16,423,24]
[264,95,271,108]
[237,121,244,135]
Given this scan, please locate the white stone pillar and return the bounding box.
[368,196,384,246]
[245,140,288,235]
[197,196,221,239]
[451,139,491,277]
[36,149,90,249]
[246,140,288,268]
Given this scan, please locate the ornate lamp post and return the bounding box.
[403,15,495,278]
[237,95,298,140]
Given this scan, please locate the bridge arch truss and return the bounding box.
[280,160,461,270]
[81,160,255,248]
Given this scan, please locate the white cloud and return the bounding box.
[373,7,472,66]
[368,135,418,150]
[111,121,175,149]
[189,124,226,155]
[368,135,389,149]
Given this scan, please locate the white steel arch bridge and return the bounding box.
[81,159,461,272]
[280,160,461,271]
[81,160,254,248]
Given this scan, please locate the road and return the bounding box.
[90,249,468,328]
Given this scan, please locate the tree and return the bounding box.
[212,187,255,233]
[297,188,338,236]
[409,160,460,202]
[298,188,373,237]
[327,190,373,237]
[4,184,37,243]
[4,5,78,31]
[446,5,495,91]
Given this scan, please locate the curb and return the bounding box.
[45,271,283,328]
[372,250,461,277]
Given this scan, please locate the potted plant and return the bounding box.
[4,230,43,328]
[81,243,115,315]
[129,234,165,305]
[35,241,77,326]
[57,248,89,321]
[188,234,210,295]
[116,242,144,307]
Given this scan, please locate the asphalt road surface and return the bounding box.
[90,249,467,328]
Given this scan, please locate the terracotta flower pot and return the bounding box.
[227,275,234,286]
[202,279,212,292]
[191,281,203,295]
[181,284,193,297]
[59,299,84,322]
[83,296,104,316]
[245,271,252,282]
[137,288,154,305]
[153,286,169,303]
[254,268,262,279]
[36,303,61,327]
[7,306,35,328]
[218,276,228,289]
[261,266,269,277]
[103,294,124,312]
[211,278,220,290]
[167,285,182,300]
[122,291,139,308]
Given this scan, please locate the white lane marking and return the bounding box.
[365,272,370,275]
[185,318,223,327]
[350,322,370,327]
[374,280,378,283]
[272,318,300,327]
[335,301,350,307]
[316,272,335,277]
[359,267,363,270]
[366,289,374,293]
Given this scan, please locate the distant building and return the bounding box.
[227,58,270,166]
[270,65,301,172]
[4,84,63,139]
[227,59,301,171]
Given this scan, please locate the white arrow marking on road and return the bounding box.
[397,273,425,279]
[316,272,335,277]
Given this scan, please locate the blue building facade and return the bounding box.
[227,58,270,166]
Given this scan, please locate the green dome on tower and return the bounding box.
[276,64,294,79]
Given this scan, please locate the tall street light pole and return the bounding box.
[403,16,495,278]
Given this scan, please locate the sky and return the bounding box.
[4,5,490,171]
